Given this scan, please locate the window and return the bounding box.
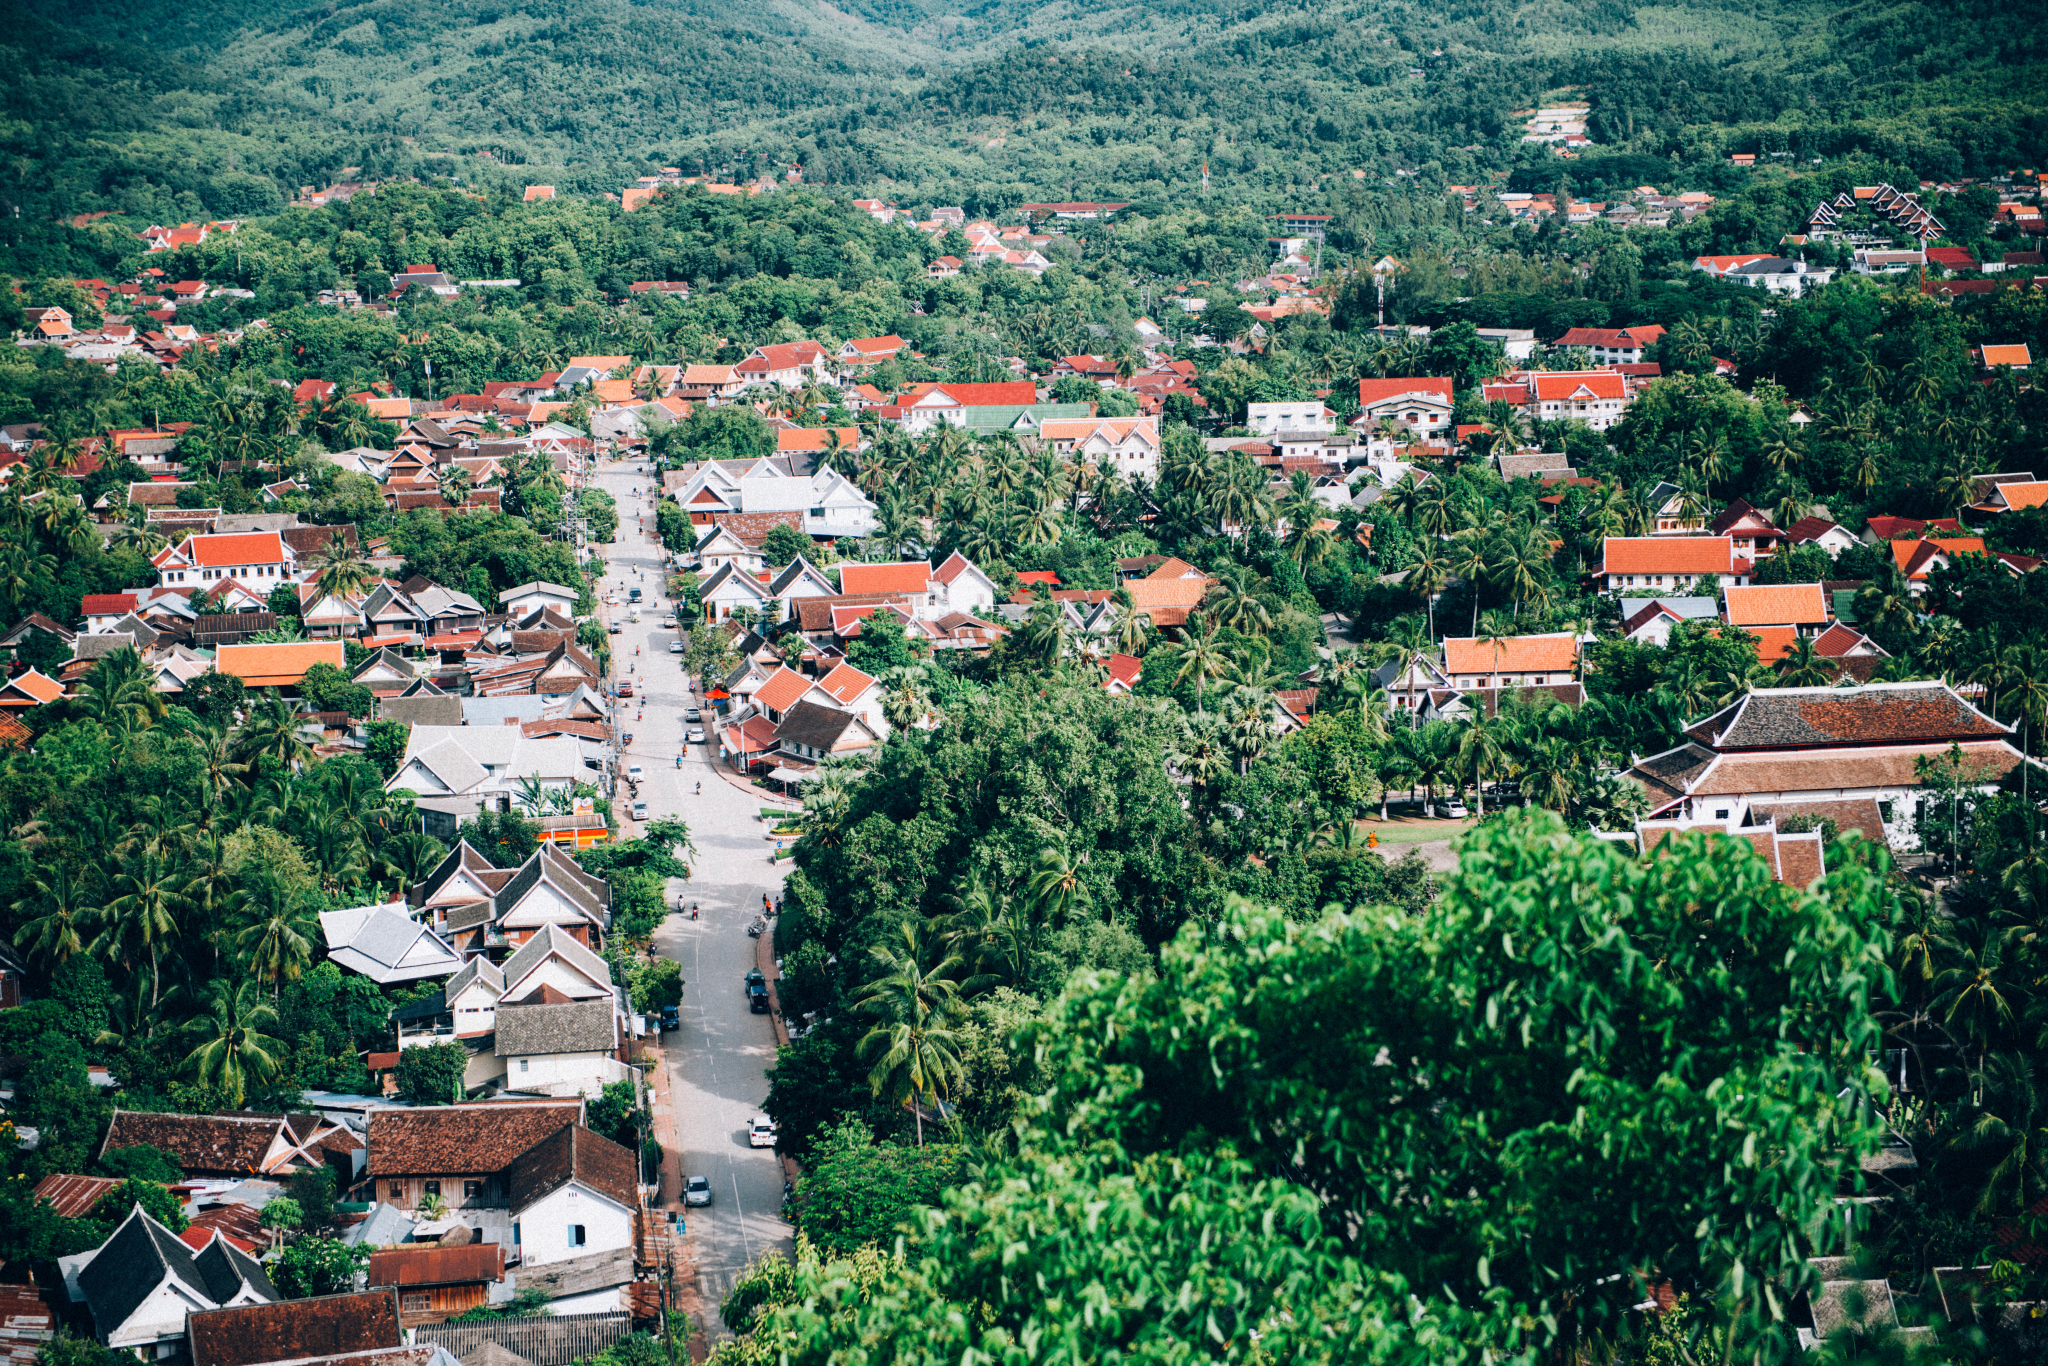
[465,1180,483,1201]
[403,1293,430,1311]
[513,1223,521,1245]
[389,1182,405,1200]
[568,1224,586,1247]
[519,1058,529,1073]
[423,1181,441,1198]
[1714,809,1729,820]
[1879,800,1894,823]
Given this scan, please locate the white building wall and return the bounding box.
[501,1051,629,1097]
[514,1184,634,1267]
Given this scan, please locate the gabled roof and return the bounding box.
[776,699,875,751]
[79,1205,277,1340]
[214,641,347,687]
[366,1103,581,1176]
[319,901,465,984]
[816,662,877,704]
[101,1111,286,1175]
[767,556,836,598]
[506,1124,639,1214]
[752,666,814,714]
[367,1245,503,1291]
[499,923,612,998]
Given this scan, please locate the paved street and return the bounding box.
[591,457,792,1335]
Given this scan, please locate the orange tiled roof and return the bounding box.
[213,641,347,685]
[776,427,859,453]
[839,562,931,596]
[1442,634,1579,674]
[1599,537,1735,575]
[1747,626,1801,664]
[1723,583,1829,627]
[1125,576,1210,610]
[752,667,813,714]
[817,662,876,703]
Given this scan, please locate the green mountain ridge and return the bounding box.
[0,0,2042,274]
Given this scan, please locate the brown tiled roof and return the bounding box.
[34,1172,118,1218]
[795,593,906,631]
[366,1104,580,1177]
[506,1124,639,1214]
[189,1292,402,1366]
[281,524,362,557]
[1777,832,1825,886]
[1629,745,1717,807]
[101,1111,282,1175]
[710,509,803,544]
[1748,798,1888,846]
[1688,683,2010,750]
[367,1244,504,1289]
[1688,741,2020,798]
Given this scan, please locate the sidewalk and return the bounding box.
[643,1036,713,1363]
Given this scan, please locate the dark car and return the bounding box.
[659,1005,680,1032]
[628,587,643,602]
[746,970,770,1014]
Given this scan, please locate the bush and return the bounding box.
[394,1041,468,1105]
[91,1178,187,1233]
[272,1235,369,1298]
[98,1144,182,1184]
[790,1118,965,1256]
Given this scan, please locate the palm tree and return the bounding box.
[1024,847,1086,926]
[234,873,318,997]
[91,851,186,1020]
[1173,615,1230,715]
[1405,540,1449,642]
[1492,524,1553,618]
[310,540,376,604]
[1205,569,1271,636]
[1775,637,1834,687]
[13,864,93,964]
[853,921,966,1146]
[77,647,167,731]
[233,691,313,769]
[1519,735,1583,815]
[1109,587,1150,655]
[1456,715,1510,816]
[183,981,284,1108]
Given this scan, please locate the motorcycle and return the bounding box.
[746,919,766,938]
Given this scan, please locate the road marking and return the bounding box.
[730,1172,752,1266]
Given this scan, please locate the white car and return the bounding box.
[668,639,683,654]
[748,1116,777,1148]
[631,800,647,821]
[687,727,705,744]
[627,765,644,783]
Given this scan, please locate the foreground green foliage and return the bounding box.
[735,811,1900,1362]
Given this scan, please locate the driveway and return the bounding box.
[593,456,792,1334]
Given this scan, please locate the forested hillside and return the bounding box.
[2,0,2043,262]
